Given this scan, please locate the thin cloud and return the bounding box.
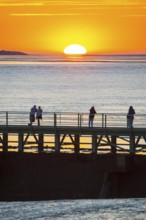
[1,0,146,7]
[121,14,146,17]
[13,12,145,17]
[42,0,146,6]
[11,13,82,16]
[0,3,43,6]
[43,0,145,5]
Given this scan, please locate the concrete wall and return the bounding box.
[0,152,146,201]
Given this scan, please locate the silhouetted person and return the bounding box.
[28,105,37,126]
[36,106,43,126]
[127,106,135,128]
[89,106,96,127]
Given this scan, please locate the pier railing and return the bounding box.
[0,111,146,128]
[0,111,146,154]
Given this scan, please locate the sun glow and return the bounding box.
[1,1,146,54]
[64,44,87,55]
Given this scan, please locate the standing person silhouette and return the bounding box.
[127,106,135,128]
[36,106,43,126]
[28,105,37,126]
[89,106,96,127]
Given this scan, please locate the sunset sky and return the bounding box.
[0,0,146,54]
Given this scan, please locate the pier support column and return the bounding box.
[111,136,117,154]
[74,134,80,154]
[55,132,60,153]
[18,133,24,152]
[92,134,97,154]
[38,134,44,152]
[3,133,8,152]
[130,133,135,154]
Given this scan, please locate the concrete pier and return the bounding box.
[0,111,146,201]
[0,152,146,201]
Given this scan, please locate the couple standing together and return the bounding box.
[29,105,43,126]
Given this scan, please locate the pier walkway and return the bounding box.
[0,111,146,154]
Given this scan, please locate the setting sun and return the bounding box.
[0,0,146,54]
[64,44,87,55]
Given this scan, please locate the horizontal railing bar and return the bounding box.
[0,111,146,128]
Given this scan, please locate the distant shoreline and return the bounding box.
[0,50,27,55]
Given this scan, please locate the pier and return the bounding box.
[1,111,146,200]
[0,111,146,154]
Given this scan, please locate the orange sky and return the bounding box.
[0,0,146,54]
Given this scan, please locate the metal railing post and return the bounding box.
[59,114,61,126]
[54,113,57,127]
[6,111,8,126]
[102,113,104,127]
[78,113,80,127]
[105,114,107,128]
[80,113,82,127]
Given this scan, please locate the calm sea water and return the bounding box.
[0,54,146,218]
[0,54,146,114]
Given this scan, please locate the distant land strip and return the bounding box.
[0,50,27,55]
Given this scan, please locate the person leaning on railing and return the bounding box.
[89,106,96,127]
[127,106,135,128]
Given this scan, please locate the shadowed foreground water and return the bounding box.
[0,199,146,219]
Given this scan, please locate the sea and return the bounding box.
[0,54,146,219]
[0,54,146,114]
[0,199,146,220]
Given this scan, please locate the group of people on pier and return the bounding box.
[28,105,43,126]
[28,105,135,128]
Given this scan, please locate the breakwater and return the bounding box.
[0,152,146,201]
[0,111,146,201]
